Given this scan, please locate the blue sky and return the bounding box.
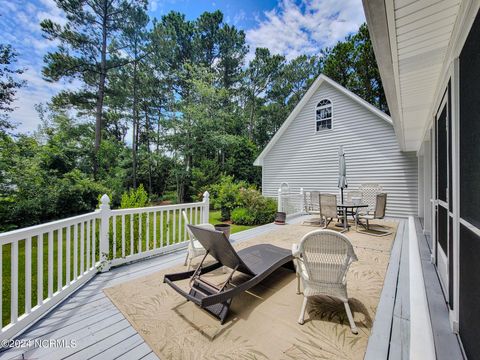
[0,0,365,133]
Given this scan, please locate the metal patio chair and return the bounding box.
[356,193,391,235]
[319,193,339,228]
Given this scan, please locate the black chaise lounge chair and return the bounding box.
[163,225,294,323]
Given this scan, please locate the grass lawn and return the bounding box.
[208,210,257,234]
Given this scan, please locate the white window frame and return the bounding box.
[315,99,333,132]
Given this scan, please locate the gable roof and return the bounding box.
[253,74,393,166]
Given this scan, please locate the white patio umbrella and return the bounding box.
[338,145,348,203]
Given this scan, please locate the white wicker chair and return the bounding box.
[292,229,359,333]
[182,210,215,270]
[319,193,339,228]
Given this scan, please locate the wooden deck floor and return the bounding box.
[0,219,301,360]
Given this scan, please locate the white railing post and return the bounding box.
[99,194,111,272]
[277,188,282,212]
[300,188,305,214]
[203,191,210,224]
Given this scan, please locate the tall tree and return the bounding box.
[0,44,25,132]
[41,0,147,175]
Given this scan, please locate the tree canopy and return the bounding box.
[0,5,388,231]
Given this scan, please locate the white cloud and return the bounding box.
[246,0,365,61]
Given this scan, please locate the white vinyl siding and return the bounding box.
[261,82,418,218]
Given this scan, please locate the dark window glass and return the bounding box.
[437,105,447,202]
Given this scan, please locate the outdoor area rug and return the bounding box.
[104,220,398,360]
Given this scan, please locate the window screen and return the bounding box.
[460,10,480,228]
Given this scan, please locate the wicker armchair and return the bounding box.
[292,229,359,333]
[319,193,339,228]
[182,210,215,270]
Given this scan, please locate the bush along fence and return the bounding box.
[0,192,210,341]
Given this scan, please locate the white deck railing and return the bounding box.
[0,191,209,341]
[277,187,305,216]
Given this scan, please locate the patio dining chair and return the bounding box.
[319,193,339,228]
[360,183,383,214]
[182,210,216,270]
[292,229,359,333]
[356,193,390,235]
[304,191,320,214]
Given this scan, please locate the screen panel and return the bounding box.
[460,10,480,229]
[459,224,480,359]
[448,216,453,309]
[438,206,447,254]
[437,106,447,203]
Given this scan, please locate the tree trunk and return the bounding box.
[145,106,153,196]
[94,0,109,177]
[132,44,139,189]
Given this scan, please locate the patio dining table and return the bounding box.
[336,203,368,232]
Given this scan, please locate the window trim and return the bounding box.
[315,98,333,132]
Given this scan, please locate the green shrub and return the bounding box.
[231,207,255,225]
[161,190,178,204]
[120,184,149,208]
[209,176,248,220]
[232,188,277,225]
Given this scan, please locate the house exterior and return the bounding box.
[253,74,418,218]
[363,0,480,358]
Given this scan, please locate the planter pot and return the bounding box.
[274,212,286,225]
[214,223,231,239]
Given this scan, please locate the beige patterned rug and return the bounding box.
[104,220,398,360]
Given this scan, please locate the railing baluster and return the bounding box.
[195,206,198,225]
[86,220,90,270]
[167,210,170,246]
[38,234,44,305]
[73,224,78,280]
[178,209,182,242]
[92,219,96,266]
[122,215,125,258]
[130,214,134,255]
[80,221,85,275]
[66,226,71,285]
[153,211,157,249]
[113,215,117,259]
[138,213,142,253]
[146,212,150,251]
[11,241,18,324]
[25,237,31,313]
[173,209,177,244]
[48,231,53,298]
[160,210,164,247]
[58,228,63,291]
